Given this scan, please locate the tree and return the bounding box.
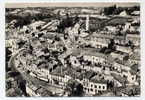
[74,83,84,96]
[107,80,114,89]
[65,80,84,96]
[100,47,107,53]
[57,13,78,33]
[108,39,116,51]
[6,47,12,65]
[63,46,67,52]
[73,14,79,25]
[28,43,33,54]
[8,71,20,77]
[18,80,28,96]
[128,40,133,46]
[104,5,117,15]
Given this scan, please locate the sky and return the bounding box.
[5,2,140,8]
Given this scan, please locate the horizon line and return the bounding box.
[5,2,140,8]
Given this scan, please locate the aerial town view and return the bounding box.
[5,3,140,97]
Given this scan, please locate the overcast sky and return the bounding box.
[5,2,139,8]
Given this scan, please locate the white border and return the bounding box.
[0,0,144,100]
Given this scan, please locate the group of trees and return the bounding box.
[103,5,117,15]
[6,47,12,72]
[107,80,114,89]
[6,14,32,28]
[57,14,79,33]
[6,11,53,28]
[103,5,140,15]
[100,39,116,54]
[65,80,84,96]
[6,71,29,97]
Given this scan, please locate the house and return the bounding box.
[35,87,53,96]
[50,73,72,87]
[6,39,18,52]
[126,34,140,46]
[127,70,137,85]
[133,46,140,54]
[77,59,102,73]
[26,84,40,96]
[82,49,105,64]
[119,10,129,17]
[105,26,117,33]
[39,68,50,77]
[123,22,131,32]
[111,73,126,87]
[72,70,107,95]
[69,55,81,67]
[129,53,140,65]
[26,83,53,96]
[113,79,123,87]
[79,29,89,37]
[121,69,137,85]
[116,45,132,54]
[113,58,131,72]
[114,36,126,45]
[88,33,112,48]
[81,48,113,66]
[91,40,108,48]
[131,11,140,16]
[50,67,72,87]
[81,78,107,95]
[30,21,46,30]
[110,50,129,61]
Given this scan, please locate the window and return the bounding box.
[96,59,98,61]
[88,88,89,92]
[83,65,84,68]
[99,86,101,89]
[95,85,97,88]
[103,86,105,89]
[90,88,93,92]
[91,84,93,87]
[74,60,77,64]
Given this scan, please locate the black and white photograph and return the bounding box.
[5,2,140,97]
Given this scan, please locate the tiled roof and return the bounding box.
[111,73,126,84]
[90,78,107,84]
[129,53,140,60]
[114,58,131,67]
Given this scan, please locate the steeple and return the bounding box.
[86,15,89,31]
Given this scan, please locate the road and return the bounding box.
[8,48,26,71]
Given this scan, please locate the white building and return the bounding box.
[126,34,140,46]
[26,84,40,97]
[81,79,107,95]
[116,45,132,54]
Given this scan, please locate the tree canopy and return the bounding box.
[65,79,84,96]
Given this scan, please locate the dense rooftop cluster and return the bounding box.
[6,5,140,97]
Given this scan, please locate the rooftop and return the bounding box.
[114,58,131,67]
[129,53,140,60]
[36,87,53,96]
[79,70,96,80]
[111,73,126,84]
